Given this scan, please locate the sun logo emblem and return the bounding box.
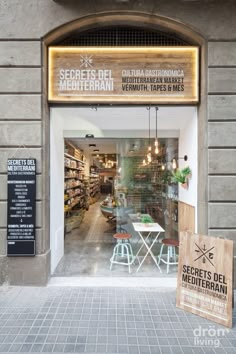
[80,55,93,68]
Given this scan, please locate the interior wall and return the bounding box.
[50,112,64,274]
[179,110,198,232]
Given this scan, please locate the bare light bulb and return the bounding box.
[172,159,177,169]
[147,153,152,163]
[148,145,152,152]
[161,164,165,170]
[155,146,159,154]
[154,138,158,147]
[143,159,146,166]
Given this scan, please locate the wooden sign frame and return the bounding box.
[48,46,199,104]
[176,232,233,328]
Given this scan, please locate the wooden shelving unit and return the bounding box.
[89,173,100,204]
[64,150,86,216]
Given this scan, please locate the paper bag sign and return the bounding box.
[176,232,233,328]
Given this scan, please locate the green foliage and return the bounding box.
[141,215,154,223]
[172,166,191,184]
[181,166,191,176]
[161,170,173,184]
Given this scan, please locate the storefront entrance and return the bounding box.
[50,106,197,280]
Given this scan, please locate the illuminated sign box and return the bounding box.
[48,47,199,104]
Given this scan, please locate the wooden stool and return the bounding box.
[157,238,179,273]
[110,233,134,273]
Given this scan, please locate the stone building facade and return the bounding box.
[0,0,236,285]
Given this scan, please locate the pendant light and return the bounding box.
[147,106,151,153]
[147,152,152,163]
[146,106,152,163]
[154,107,159,154]
[172,158,177,169]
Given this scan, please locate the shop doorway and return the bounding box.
[50,106,197,278]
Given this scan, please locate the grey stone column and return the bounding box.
[208,42,236,284]
[0,41,50,285]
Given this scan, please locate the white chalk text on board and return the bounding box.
[48,47,199,104]
[7,159,36,256]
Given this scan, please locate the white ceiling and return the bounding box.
[53,105,196,154]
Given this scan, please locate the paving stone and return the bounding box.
[9,343,23,352]
[96,344,107,353]
[19,343,32,352]
[63,343,75,353]
[0,287,235,354]
[75,343,86,352]
[31,343,44,352]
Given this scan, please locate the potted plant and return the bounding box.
[181,166,191,179]
[172,166,191,189]
[141,215,154,226]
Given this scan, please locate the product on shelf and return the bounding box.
[64,144,86,219]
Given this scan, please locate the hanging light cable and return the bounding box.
[154,107,159,154]
[147,106,151,152]
[146,106,152,163]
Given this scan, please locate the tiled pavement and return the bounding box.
[0,287,235,354]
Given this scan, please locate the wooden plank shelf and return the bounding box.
[64,194,84,202]
[65,166,85,171]
[64,185,82,190]
[64,152,85,164]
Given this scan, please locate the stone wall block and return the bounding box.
[209,203,236,228]
[208,95,236,121]
[0,256,7,285]
[0,122,42,146]
[209,176,236,201]
[208,122,236,147]
[0,95,41,120]
[208,42,236,66]
[209,149,236,174]
[7,251,50,286]
[209,68,236,93]
[0,42,41,66]
[0,229,6,256]
[0,68,41,93]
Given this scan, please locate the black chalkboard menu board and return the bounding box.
[7,159,36,256]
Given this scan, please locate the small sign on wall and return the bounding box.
[7,159,36,256]
[48,47,199,104]
[176,232,233,328]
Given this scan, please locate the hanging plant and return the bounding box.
[181,166,191,178]
[171,166,192,189]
